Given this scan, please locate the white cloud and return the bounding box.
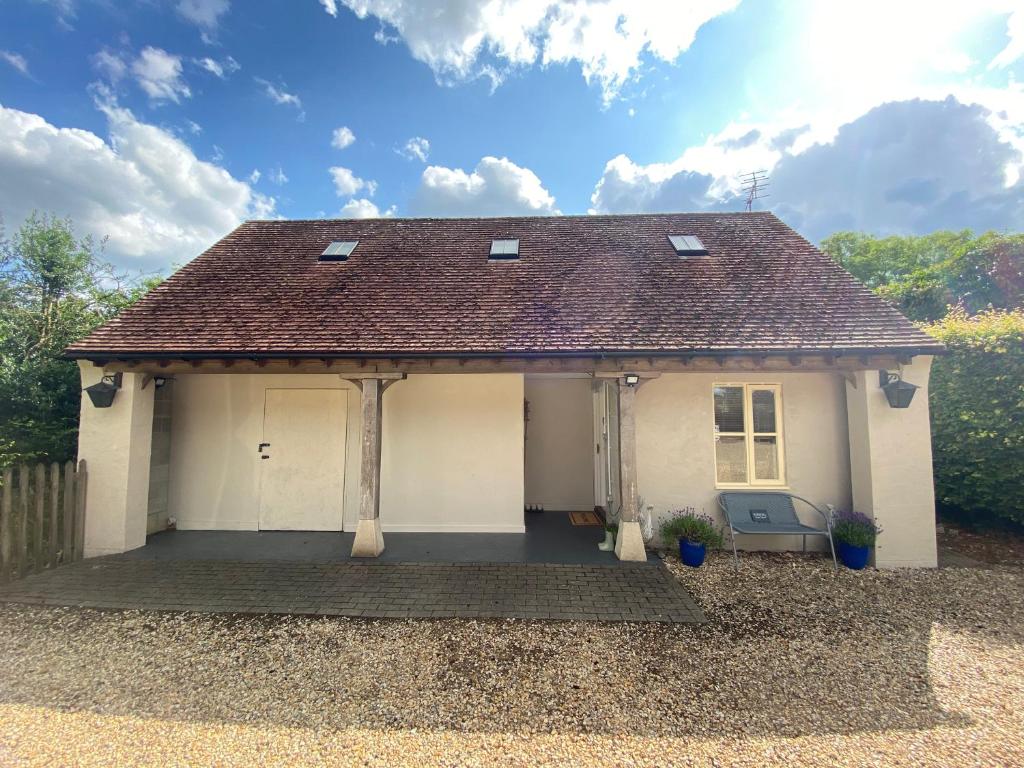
[990,8,1024,69]
[331,125,355,149]
[196,55,240,79]
[339,198,395,218]
[337,0,739,103]
[185,119,202,135]
[248,168,261,184]
[320,0,338,17]
[255,77,304,119]
[177,0,230,38]
[132,47,191,103]
[1,51,29,77]
[329,166,376,197]
[397,136,430,162]
[0,90,274,271]
[92,49,127,83]
[411,156,559,216]
[792,3,1024,120]
[589,94,1024,242]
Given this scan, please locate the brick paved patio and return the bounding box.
[0,557,705,623]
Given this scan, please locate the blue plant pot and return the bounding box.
[838,541,871,570]
[679,539,706,568]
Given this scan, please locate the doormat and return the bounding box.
[569,511,603,526]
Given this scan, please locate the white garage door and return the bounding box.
[258,388,347,531]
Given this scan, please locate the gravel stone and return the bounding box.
[0,551,1021,766]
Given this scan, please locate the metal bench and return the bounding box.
[717,492,837,571]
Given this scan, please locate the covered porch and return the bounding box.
[75,350,939,569]
[125,510,657,565]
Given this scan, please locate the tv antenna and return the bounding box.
[740,170,770,212]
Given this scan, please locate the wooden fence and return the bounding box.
[0,460,87,582]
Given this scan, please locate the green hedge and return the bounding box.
[925,309,1024,525]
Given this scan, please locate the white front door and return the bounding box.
[258,388,347,531]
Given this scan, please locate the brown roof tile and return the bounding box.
[66,212,943,358]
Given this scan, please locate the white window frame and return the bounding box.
[712,383,787,488]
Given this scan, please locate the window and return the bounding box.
[320,241,358,261]
[668,234,708,257]
[713,384,785,486]
[489,238,520,259]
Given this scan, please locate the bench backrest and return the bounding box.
[718,492,802,531]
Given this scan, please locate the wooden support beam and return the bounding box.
[350,378,387,557]
[614,379,646,562]
[100,353,913,376]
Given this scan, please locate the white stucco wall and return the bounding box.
[166,372,525,534]
[78,363,155,557]
[524,376,595,511]
[636,371,852,551]
[846,358,937,568]
[379,374,525,532]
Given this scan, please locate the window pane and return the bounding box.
[751,389,777,433]
[716,436,747,483]
[753,436,779,480]
[714,387,745,433]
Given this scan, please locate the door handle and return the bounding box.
[258,442,270,452]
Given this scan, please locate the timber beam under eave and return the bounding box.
[95,352,915,376]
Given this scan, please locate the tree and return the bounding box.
[821,230,1024,322]
[0,213,160,467]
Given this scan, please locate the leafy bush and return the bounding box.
[832,509,881,548]
[659,509,724,548]
[925,308,1024,526]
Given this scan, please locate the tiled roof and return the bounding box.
[67,212,943,358]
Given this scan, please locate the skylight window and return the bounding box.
[489,239,520,260]
[668,234,708,258]
[320,241,358,261]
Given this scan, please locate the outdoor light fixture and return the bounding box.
[624,373,640,386]
[878,370,919,409]
[84,372,123,408]
[154,376,168,388]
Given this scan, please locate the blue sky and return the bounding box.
[0,0,1022,271]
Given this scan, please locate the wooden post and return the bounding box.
[614,378,647,561]
[74,460,87,562]
[351,378,386,557]
[33,463,45,573]
[1,468,11,581]
[62,460,75,564]
[49,462,60,568]
[17,465,28,577]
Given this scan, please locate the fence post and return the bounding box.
[33,464,45,574]
[74,460,87,562]
[1,468,11,582]
[62,461,75,564]
[49,463,60,569]
[17,465,28,578]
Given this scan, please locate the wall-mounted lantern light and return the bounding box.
[624,373,640,386]
[84,372,123,408]
[878,370,918,409]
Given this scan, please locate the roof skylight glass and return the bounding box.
[668,234,708,257]
[320,241,358,261]
[489,239,520,259]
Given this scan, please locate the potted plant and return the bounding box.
[831,509,881,570]
[659,509,724,567]
[598,523,618,552]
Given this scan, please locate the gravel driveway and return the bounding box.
[0,551,1021,767]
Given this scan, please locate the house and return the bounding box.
[67,212,943,567]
